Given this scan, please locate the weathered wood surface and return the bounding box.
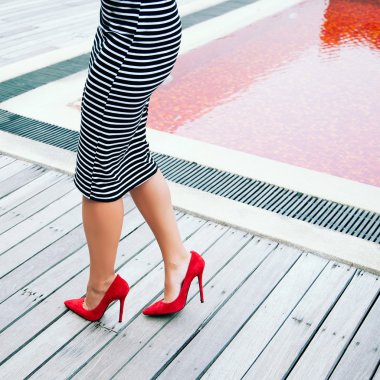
[0,0,99,66]
[0,153,379,379]
[0,0,200,67]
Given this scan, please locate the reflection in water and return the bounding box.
[150,0,380,187]
[321,0,380,50]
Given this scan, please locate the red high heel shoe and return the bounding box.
[64,274,130,322]
[142,250,205,316]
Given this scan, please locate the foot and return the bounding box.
[162,251,192,303]
[83,273,117,310]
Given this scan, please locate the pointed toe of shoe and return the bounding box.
[63,297,100,321]
[64,299,73,308]
[142,300,164,315]
[142,304,156,315]
[142,299,182,316]
[64,297,84,310]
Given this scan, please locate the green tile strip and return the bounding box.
[0,108,379,245]
[0,54,90,103]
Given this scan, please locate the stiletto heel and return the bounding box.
[119,295,127,322]
[142,250,206,316]
[198,272,204,303]
[64,274,130,322]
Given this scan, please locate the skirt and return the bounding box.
[73,0,182,201]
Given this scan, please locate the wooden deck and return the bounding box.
[0,153,379,379]
[0,0,196,68]
[0,0,98,67]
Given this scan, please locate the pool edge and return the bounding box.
[1,129,379,275]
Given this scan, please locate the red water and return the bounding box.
[148,0,380,187]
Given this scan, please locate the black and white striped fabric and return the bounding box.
[74,0,182,201]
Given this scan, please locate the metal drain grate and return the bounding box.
[0,109,379,245]
[152,153,380,243]
[0,110,78,151]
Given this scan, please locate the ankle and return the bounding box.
[87,273,116,293]
[165,250,191,268]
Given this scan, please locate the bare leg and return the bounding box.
[129,169,191,303]
[81,196,124,310]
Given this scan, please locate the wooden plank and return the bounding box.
[242,261,355,379]
[3,12,98,51]
[0,155,16,169]
[0,25,38,39]
[0,165,48,199]
[0,194,135,302]
[0,0,198,66]
[0,57,12,66]
[0,213,211,376]
[0,184,80,271]
[0,170,65,217]
[155,244,301,380]
[0,0,52,13]
[0,0,97,65]
[0,187,80,255]
[0,207,82,299]
[2,1,91,24]
[0,160,34,184]
[0,175,72,234]
[200,253,328,379]
[0,202,162,331]
[30,227,254,379]
[373,364,380,380]
[287,271,380,380]
[329,295,380,380]
[4,45,59,62]
[2,8,97,47]
[3,4,70,23]
[0,204,80,291]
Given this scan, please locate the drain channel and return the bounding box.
[0,109,379,245]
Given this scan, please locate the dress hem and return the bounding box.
[73,164,159,202]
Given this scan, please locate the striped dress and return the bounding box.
[73,0,182,201]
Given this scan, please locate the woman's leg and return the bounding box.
[81,196,124,310]
[129,169,191,303]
